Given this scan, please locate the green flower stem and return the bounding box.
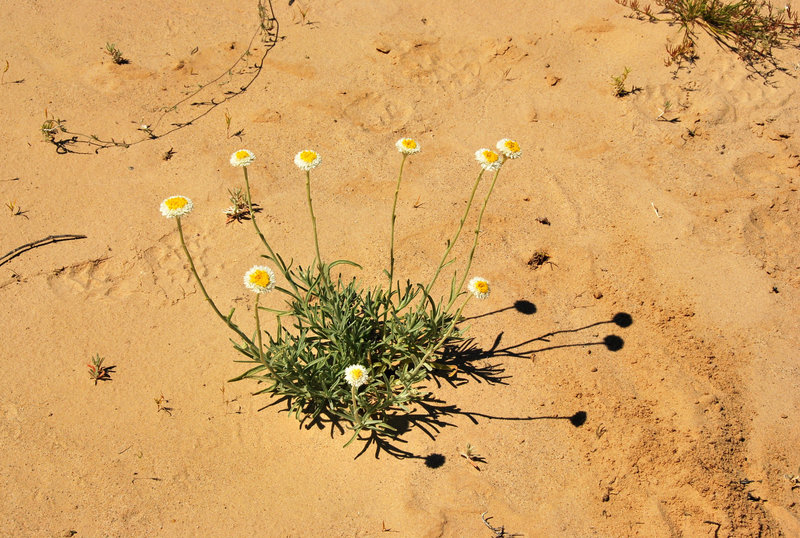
[448,164,503,311]
[425,169,485,297]
[408,294,472,379]
[175,217,252,345]
[351,385,360,424]
[242,167,298,294]
[304,170,324,278]
[252,296,277,378]
[254,294,264,362]
[388,154,408,287]
[382,154,408,340]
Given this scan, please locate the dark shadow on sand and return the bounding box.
[255,307,631,460]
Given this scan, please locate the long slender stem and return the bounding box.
[242,167,298,294]
[351,385,360,424]
[243,166,272,255]
[251,295,278,377]
[305,170,323,277]
[382,154,408,341]
[448,165,503,310]
[176,217,252,345]
[388,154,408,287]
[425,169,485,296]
[254,294,264,363]
[408,294,472,379]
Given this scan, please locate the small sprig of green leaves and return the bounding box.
[87,354,112,385]
[460,443,486,470]
[611,67,633,97]
[223,187,258,223]
[41,115,67,142]
[105,43,128,65]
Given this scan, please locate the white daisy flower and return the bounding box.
[160,195,193,218]
[475,148,501,171]
[467,277,490,300]
[230,149,255,167]
[496,139,521,159]
[344,364,369,388]
[243,265,276,294]
[294,149,321,171]
[395,138,420,155]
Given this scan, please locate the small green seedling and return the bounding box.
[460,443,485,470]
[41,114,67,142]
[87,354,112,384]
[657,100,672,120]
[611,67,633,97]
[105,43,128,65]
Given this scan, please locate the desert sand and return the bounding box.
[2,1,800,536]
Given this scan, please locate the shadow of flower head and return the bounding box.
[603,334,624,351]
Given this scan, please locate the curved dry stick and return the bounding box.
[46,0,280,154]
[0,234,87,267]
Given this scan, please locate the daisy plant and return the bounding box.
[163,138,520,446]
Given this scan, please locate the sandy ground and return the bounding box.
[2,1,800,536]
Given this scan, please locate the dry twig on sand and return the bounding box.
[0,234,87,267]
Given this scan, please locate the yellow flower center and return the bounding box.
[504,140,520,153]
[402,139,417,150]
[475,281,489,294]
[483,150,498,163]
[249,270,271,288]
[351,369,363,380]
[165,197,187,210]
[300,150,317,163]
[235,150,250,160]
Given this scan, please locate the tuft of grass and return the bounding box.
[104,43,129,65]
[616,0,800,74]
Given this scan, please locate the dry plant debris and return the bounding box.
[615,0,800,76]
[528,249,551,268]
